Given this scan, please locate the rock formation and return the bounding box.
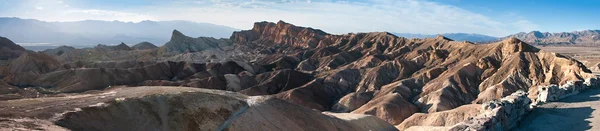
[160,30,232,54]
[230,21,596,127]
[0,21,597,130]
[0,86,396,131]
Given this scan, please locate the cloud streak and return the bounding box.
[1,0,539,36]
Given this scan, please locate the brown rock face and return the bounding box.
[231,20,328,49]
[231,21,596,126]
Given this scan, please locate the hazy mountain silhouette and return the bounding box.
[393,33,498,43]
[0,17,238,48]
[506,30,600,46]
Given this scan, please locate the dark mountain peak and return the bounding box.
[530,31,546,38]
[435,34,453,41]
[161,30,232,53]
[0,36,25,51]
[0,36,25,60]
[132,41,158,50]
[115,42,131,49]
[530,30,542,33]
[503,37,522,44]
[94,42,131,51]
[171,29,187,41]
[276,20,289,25]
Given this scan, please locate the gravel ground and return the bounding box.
[515,89,600,131]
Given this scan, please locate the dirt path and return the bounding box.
[515,89,600,131]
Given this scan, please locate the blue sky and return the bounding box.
[432,0,600,33]
[0,0,598,37]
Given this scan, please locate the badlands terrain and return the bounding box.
[0,21,598,130]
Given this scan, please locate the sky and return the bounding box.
[0,0,598,37]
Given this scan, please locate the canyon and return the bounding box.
[0,21,597,130]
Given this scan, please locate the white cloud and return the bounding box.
[141,0,537,36]
[2,0,154,22]
[2,0,539,36]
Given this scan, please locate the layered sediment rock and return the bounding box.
[0,86,396,130]
[231,21,597,127]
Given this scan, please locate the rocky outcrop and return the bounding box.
[0,86,395,130]
[131,41,158,50]
[231,20,328,49]
[159,30,232,54]
[440,90,532,131]
[537,78,600,103]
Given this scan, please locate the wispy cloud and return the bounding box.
[1,0,539,36]
[3,0,153,22]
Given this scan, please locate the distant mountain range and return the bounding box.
[0,17,237,49]
[392,33,498,43]
[506,30,600,46]
[2,17,599,51]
